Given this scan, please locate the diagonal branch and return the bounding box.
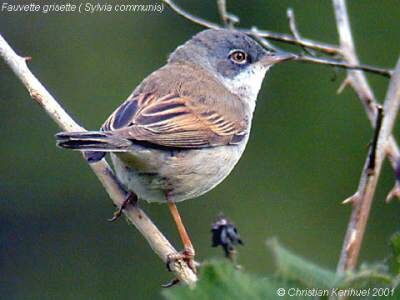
[333,0,400,273]
[332,0,400,167]
[336,57,400,273]
[0,34,197,286]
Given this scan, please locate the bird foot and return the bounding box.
[162,247,198,288]
[108,192,137,222]
[166,247,197,274]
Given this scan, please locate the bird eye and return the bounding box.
[229,50,248,64]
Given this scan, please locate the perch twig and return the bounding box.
[0,34,197,286]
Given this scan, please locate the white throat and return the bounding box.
[219,63,269,112]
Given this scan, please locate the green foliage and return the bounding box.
[163,238,400,300]
[267,238,338,288]
[337,263,393,289]
[163,260,286,300]
[390,232,400,274]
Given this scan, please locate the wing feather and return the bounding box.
[101,92,248,148]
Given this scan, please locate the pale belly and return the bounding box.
[110,140,248,203]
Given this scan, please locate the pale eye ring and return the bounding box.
[229,50,248,64]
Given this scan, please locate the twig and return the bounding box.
[367,106,384,172]
[162,0,393,78]
[217,0,229,27]
[217,0,239,29]
[287,8,315,56]
[243,27,340,55]
[295,55,393,78]
[333,0,400,274]
[332,0,400,167]
[337,57,400,274]
[0,34,197,286]
[162,0,339,54]
[163,0,221,30]
[250,27,282,53]
[386,161,400,203]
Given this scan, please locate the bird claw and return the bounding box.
[386,182,400,203]
[108,208,123,222]
[162,248,198,288]
[161,277,180,288]
[108,192,137,222]
[165,247,197,274]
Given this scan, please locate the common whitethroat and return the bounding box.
[56,29,295,271]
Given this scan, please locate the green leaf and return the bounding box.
[162,260,308,300]
[163,239,400,300]
[267,238,339,288]
[336,263,392,289]
[390,232,400,275]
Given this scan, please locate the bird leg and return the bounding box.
[108,192,138,222]
[166,201,196,273]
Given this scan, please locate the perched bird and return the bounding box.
[56,29,295,270]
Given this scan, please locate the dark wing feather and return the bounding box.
[101,93,247,148]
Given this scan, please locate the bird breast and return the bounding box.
[111,135,250,203]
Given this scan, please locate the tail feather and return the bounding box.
[55,131,132,162]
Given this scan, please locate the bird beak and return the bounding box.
[260,51,297,66]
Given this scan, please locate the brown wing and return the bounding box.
[101,92,247,148]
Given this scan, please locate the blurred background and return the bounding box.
[1,0,399,299]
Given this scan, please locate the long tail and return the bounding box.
[55,131,132,162]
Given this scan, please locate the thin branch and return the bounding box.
[162,0,339,54]
[217,0,229,27]
[163,0,221,29]
[332,0,400,168]
[287,8,315,56]
[243,27,340,55]
[295,55,393,78]
[334,0,400,275]
[367,106,384,172]
[386,161,400,203]
[0,34,197,286]
[250,27,282,52]
[162,0,393,78]
[337,57,400,273]
[217,0,239,29]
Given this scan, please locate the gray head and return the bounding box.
[169,29,295,106]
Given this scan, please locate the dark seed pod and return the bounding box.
[211,214,243,258]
